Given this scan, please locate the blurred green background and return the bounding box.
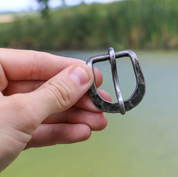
[1,0,178,176]
[1,0,178,50]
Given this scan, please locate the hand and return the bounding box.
[0,48,111,172]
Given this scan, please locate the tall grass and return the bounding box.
[0,0,178,50]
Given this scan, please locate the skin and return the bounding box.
[0,48,112,172]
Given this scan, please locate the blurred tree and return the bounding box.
[36,0,68,17]
[36,0,50,18]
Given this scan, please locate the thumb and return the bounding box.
[27,64,93,126]
[0,64,93,171]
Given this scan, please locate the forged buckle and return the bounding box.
[86,47,146,114]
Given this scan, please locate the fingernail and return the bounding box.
[70,66,90,86]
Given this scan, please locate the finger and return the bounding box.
[0,92,3,97]
[75,89,112,112]
[6,81,111,113]
[0,48,82,80]
[5,67,103,95]
[16,64,94,131]
[5,81,45,95]
[42,108,108,131]
[0,63,8,91]
[0,49,102,83]
[25,124,91,149]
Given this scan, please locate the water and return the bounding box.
[2,51,178,177]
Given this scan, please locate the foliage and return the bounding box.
[0,0,178,50]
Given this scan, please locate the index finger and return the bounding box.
[0,48,84,80]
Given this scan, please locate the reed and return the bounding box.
[0,0,177,50]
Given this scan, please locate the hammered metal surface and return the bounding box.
[86,49,146,114]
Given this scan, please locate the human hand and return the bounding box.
[0,49,111,172]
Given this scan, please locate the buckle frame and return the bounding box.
[86,48,146,114]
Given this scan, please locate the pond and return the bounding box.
[2,50,178,177]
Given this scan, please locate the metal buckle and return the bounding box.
[86,47,146,114]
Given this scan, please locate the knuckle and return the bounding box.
[47,80,73,110]
[95,113,108,131]
[30,53,41,80]
[98,116,108,130]
[78,125,91,142]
